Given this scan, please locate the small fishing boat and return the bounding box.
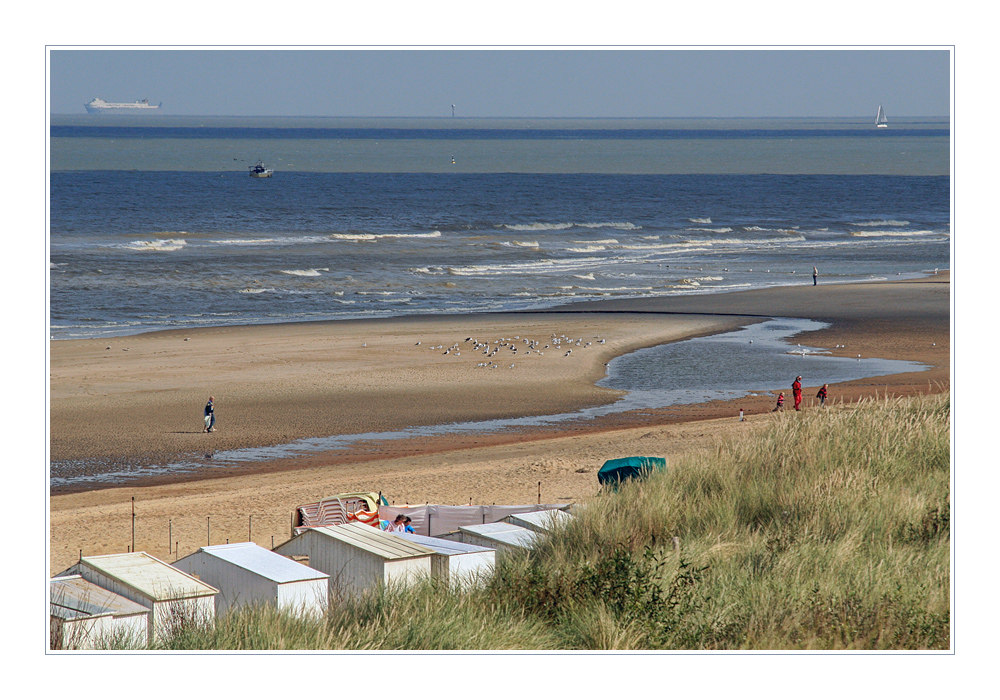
[875,104,888,128]
[249,159,273,177]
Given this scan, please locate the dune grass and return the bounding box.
[132,393,949,651]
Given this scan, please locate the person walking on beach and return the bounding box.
[813,266,818,286]
[772,392,785,412]
[204,396,216,432]
[817,384,828,407]
[792,376,803,411]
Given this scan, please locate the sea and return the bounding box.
[49,115,950,341]
[48,115,951,487]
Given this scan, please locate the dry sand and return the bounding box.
[49,273,950,574]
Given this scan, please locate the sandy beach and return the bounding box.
[49,273,950,574]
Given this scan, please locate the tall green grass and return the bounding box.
[118,393,949,651]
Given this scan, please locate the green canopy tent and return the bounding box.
[597,456,667,488]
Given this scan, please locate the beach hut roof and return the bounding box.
[306,523,437,560]
[75,552,218,601]
[187,542,328,584]
[391,532,494,555]
[458,522,539,548]
[505,508,573,531]
[50,575,150,620]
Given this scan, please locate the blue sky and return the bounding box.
[48,48,950,118]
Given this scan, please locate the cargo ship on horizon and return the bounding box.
[84,97,162,114]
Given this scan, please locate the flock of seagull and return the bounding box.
[404,333,609,370]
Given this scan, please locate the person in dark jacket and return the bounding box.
[817,384,828,407]
[204,396,216,432]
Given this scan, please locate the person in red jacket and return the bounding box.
[772,392,785,412]
[792,376,803,411]
[817,384,828,407]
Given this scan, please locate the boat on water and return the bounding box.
[249,159,274,178]
[84,97,161,114]
[876,104,889,128]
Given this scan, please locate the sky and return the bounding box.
[48,48,951,118]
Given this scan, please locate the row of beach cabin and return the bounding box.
[50,508,571,650]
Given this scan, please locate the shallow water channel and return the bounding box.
[50,318,926,489]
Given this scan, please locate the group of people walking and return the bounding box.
[772,376,828,412]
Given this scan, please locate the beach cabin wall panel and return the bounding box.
[50,576,151,650]
[61,562,215,644]
[392,533,496,588]
[61,565,159,643]
[276,531,366,595]
[274,529,432,596]
[51,614,108,651]
[148,597,216,642]
[51,611,148,650]
[446,551,496,586]
[59,552,217,643]
[383,556,432,588]
[173,544,330,616]
[275,579,328,614]
[173,552,276,615]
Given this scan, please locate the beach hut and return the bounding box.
[57,552,218,644]
[378,503,571,537]
[50,575,150,650]
[274,522,436,597]
[391,532,496,588]
[439,522,539,555]
[172,542,329,617]
[502,508,573,533]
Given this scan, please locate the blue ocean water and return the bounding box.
[49,116,950,340]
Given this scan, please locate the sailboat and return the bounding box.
[875,104,888,128]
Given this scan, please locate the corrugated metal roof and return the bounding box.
[50,575,150,620]
[391,532,494,555]
[506,508,573,531]
[79,552,218,601]
[190,542,328,584]
[459,523,539,548]
[308,523,436,559]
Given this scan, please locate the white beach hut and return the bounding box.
[172,542,329,616]
[390,532,496,588]
[274,522,436,597]
[439,522,540,554]
[50,575,150,650]
[502,508,573,533]
[57,552,218,644]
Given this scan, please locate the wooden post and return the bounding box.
[169,520,172,554]
[248,515,252,542]
[207,516,211,546]
[538,481,541,504]
[131,497,135,553]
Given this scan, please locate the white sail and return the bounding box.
[876,104,888,128]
